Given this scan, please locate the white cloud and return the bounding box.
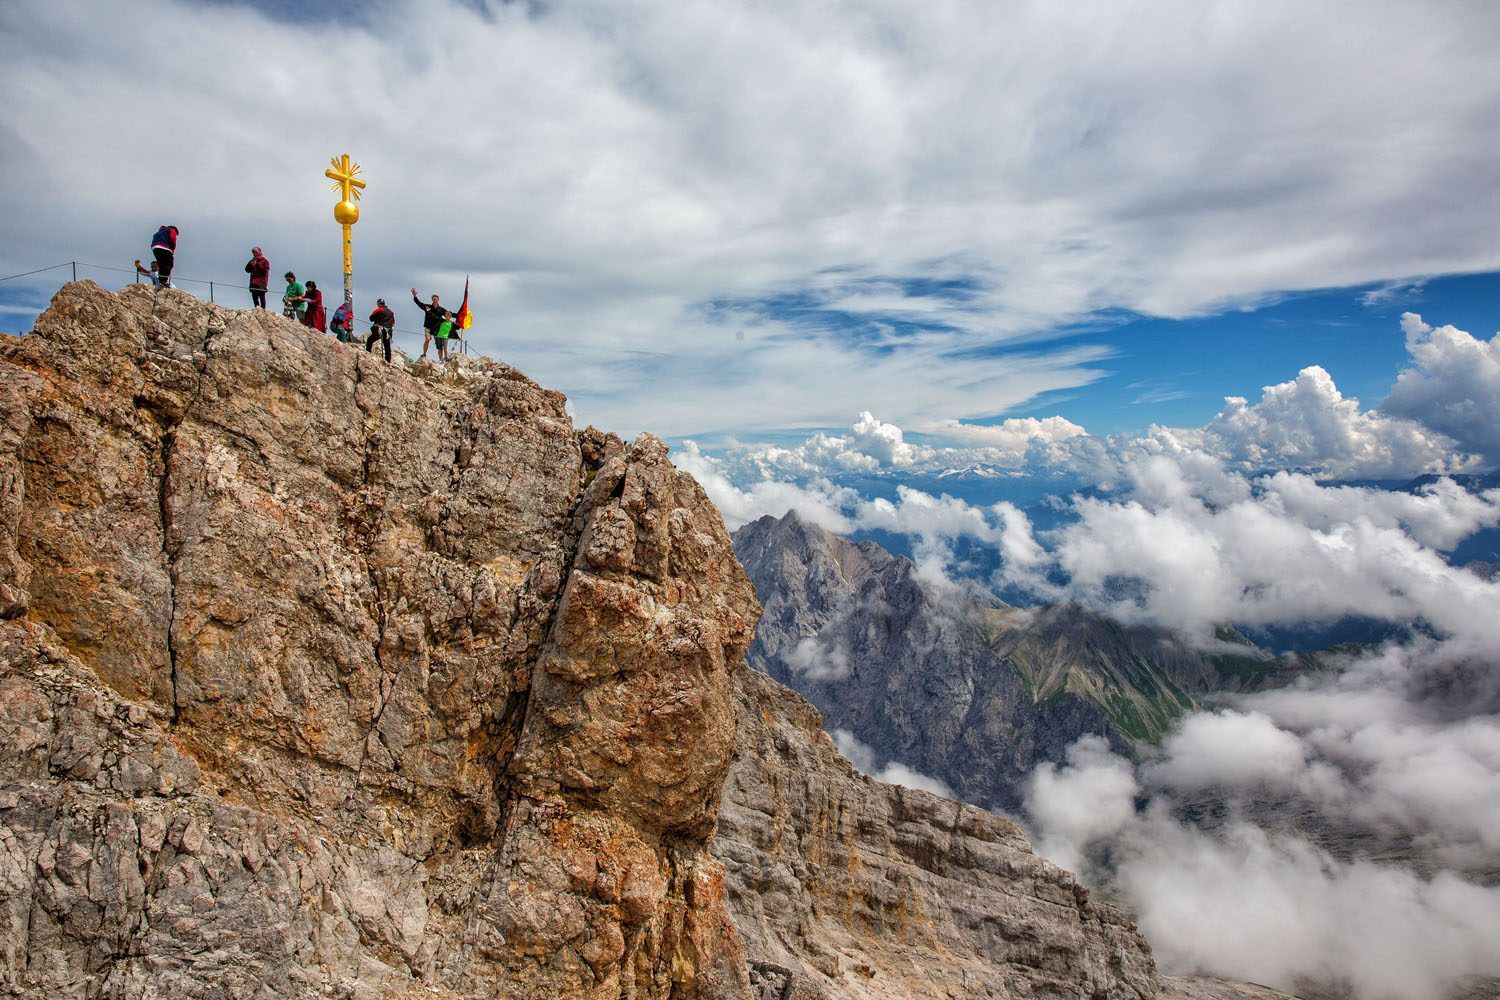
[1026,700,1500,1000]
[1381,313,1500,466]
[1119,816,1500,1000]
[786,635,852,681]
[1241,645,1500,869]
[849,411,925,467]
[995,453,1500,649]
[1143,364,1471,479]
[673,441,857,532]
[701,309,1494,485]
[921,415,1089,453]
[832,728,953,798]
[4,1,1499,438]
[1145,710,1323,795]
[1025,735,1138,874]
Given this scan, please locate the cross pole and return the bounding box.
[325,154,365,307]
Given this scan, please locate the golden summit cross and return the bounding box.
[325,154,365,308]
[326,154,365,206]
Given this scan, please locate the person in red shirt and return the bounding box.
[366,298,396,362]
[297,280,327,332]
[245,247,271,308]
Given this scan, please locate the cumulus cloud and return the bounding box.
[832,728,953,798]
[996,452,1500,651]
[1142,364,1472,479]
[1025,673,1500,1000]
[1381,313,1500,466]
[1144,710,1339,799]
[682,430,1500,656]
[1118,816,1500,1000]
[673,441,858,533]
[1025,736,1138,874]
[848,411,924,467]
[922,415,1089,453]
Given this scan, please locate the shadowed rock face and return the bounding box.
[715,667,1161,1000]
[732,511,1290,812]
[0,282,757,998]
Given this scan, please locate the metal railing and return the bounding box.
[1,259,472,355]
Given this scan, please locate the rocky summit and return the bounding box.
[0,282,1282,999]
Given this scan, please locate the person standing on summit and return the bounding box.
[366,298,395,362]
[298,280,327,332]
[282,271,306,321]
[150,225,177,287]
[245,247,271,308]
[411,287,445,359]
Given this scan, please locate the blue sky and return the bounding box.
[1005,270,1500,437]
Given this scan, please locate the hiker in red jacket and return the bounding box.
[245,247,271,308]
[366,298,395,362]
[298,280,327,332]
[151,225,178,287]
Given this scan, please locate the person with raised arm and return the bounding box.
[411,287,445,359]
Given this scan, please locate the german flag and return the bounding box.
[455,276,473,331]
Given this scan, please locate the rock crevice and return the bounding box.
[0,282,755,998]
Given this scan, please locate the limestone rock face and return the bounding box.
[715,666,1161,1000]
[0,282,757,999]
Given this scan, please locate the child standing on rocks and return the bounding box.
[434,311,454,361]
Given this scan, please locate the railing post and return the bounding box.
[71,261,77,281]
[209,281,214,303]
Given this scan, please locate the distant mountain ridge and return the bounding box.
[733,510,1296,811]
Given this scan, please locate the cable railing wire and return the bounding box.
[1,259,473,354]
[0,262,77,282]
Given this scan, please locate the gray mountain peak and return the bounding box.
[733,510,1289,812]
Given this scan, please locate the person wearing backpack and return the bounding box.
[245,247,271,308]
[329,300,354,342]
[151,225,178,287]
[366,298,395,362]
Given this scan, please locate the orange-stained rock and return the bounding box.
[0,282,755,999]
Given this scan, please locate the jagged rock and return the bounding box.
[715,666,1161,1000]
[0,282,756,998]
